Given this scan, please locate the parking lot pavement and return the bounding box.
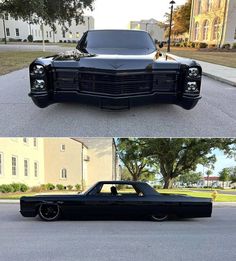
[0,204,235,261]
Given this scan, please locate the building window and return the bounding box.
[61,168,67,179]
[194,22,200,40]
[49,31,52,38]
[15,28,20,37]
[61,144,66,152]
[206,0,211,12]
[197,0,202,14]
[12,156,17,176]
[33,138,38,148]
[46,31,49,38]
[24,159,29,177]
[0,153,3,176]
[5,13,9,20]
[203,20,209,40]
[213,17,221,40]
[23,138,29,144]
[6,28,10,37]
[34,161,39,177]
[62,30,66,38]
[217,0,221,8]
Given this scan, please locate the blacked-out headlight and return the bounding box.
[32,65,45,75]
[186,82,198,92]
[188,67,200,78]
[32,79,45,90]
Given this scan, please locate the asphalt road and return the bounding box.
[0,68,236,137]
[0,204,235,261]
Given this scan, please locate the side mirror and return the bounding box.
[159,42,164,49]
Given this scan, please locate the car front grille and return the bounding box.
[79,72,154,96]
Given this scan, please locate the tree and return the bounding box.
[177,171,202,187]
[0,0,94,30]
[117,139,156,182]
[206,169,213,187]
[219,168,230,188]
[164,0,192,37]
[141,138,236,189]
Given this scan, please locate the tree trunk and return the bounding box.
[163,178,173,189]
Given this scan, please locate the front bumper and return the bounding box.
[29,90,201,110]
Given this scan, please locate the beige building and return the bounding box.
[189,0,236,47]
[0,138,117,189]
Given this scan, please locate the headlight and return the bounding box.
[33,80,45,90]
[188,67,200,78]
[186,82,198,92]
[32,65,45,75]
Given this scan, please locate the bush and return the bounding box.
[20,184,29,192]
[153,185,163,190]
[31,186,42,193]
[221,43,231,49]
[175,43,181,47]
[23,39,27,42]
[75,184,81,191]
[208,44,216,49]
[33,40,49,43]
[198,42,208,48]
[59,40,63,43]
[45,183,55,191]
[27,35,33,42]
[40,184,47,191]
[67,185,73,191]
[232,43,236,49]
[0,184,14,193]
[56,184,64,191]
[11,183,21,192]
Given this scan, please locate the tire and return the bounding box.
[38,204,60,221]
[151,214,168,222]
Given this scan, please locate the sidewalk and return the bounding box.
[195,60,236,87]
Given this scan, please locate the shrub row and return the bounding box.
[174,41,236,49]
[59,40,77,44]
[0,183,29,193]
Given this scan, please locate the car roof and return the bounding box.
[97,180,147,185]
[87,29,147,33]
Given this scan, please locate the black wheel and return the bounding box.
[38,204,60,221]
[151,214,168,222]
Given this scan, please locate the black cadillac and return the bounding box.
[29,30,202,110]
[20,181,212,222]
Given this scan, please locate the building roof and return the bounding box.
[204,176,219,181]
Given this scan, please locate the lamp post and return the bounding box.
[167,0,176,52]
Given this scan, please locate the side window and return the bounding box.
[98,184,143,196]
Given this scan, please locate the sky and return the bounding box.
[85,0,187,29]
[196,150,236,177]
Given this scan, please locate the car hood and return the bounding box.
[51,52,181,71]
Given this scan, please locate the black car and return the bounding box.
[20,181,212,222]
[29,30,202,110]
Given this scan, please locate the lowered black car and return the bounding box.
[20,181,212,222]
[29,30,202,110]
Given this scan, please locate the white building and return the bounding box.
[130,18,165,41]
[0,14,94,42]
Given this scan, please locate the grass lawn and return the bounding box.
[0,51,55,76]
[158,189,236,202]
[168,47,236,68]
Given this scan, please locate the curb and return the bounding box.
[0,200,19,204]
[203,72,236,87]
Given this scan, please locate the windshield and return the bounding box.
[81,30,156,55]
